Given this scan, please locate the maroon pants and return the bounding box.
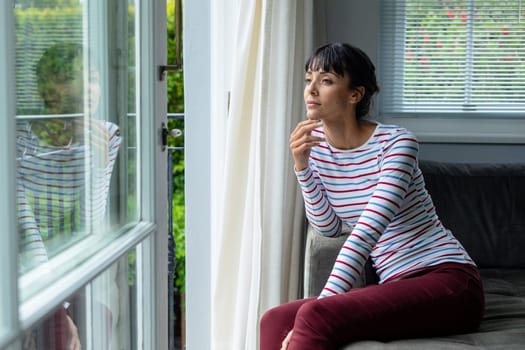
[260,262,484,350]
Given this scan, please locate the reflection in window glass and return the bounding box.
[14,0,139,298]
[126,0,138,223]
[21,250,138,350]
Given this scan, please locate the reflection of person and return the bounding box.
[31,42,106,149]
[35,42,84,116]
[18,41,119,264]
[18,42,120,350]
[260,43,484,350]
[18,41,85,350]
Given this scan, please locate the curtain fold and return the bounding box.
[210,0,314,348]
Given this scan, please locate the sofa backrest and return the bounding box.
[419,160,525,269]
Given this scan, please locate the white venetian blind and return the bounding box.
[380,0,525,116]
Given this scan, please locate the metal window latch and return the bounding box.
[161,122,183,151]
[159,65,181,81]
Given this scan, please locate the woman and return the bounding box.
[260,43,484,350]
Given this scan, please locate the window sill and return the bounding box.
[379,115,525,144]
[18,221,155,329]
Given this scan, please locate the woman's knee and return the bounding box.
[260,305,280,332]
[294,301,336,339]
[294,301,323,330]
[261,298,314,331]
[288,301,338,349]
[260,303,297,337]
[260,306,279,337]
[260,304,300,350]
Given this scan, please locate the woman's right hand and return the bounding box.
[289,119,324,171]
[280,330,293,350]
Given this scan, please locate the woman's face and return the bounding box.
[303,69,355,121]
[42,75,83,114]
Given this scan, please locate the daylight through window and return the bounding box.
[380,0,525,116]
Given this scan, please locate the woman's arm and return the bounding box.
[295,167,342,237]
[291,120,341,237]
[319,131,419,297]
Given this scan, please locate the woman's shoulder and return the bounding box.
[374,122,418,142]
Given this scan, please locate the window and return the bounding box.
[22,251,138,349]
[0,0,168,348]
[379,0,525,142]
[15,0,138,302]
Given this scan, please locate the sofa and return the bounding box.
[303,160,525,349]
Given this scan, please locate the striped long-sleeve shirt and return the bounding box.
[295,123,475,298]
[16,120,122,271]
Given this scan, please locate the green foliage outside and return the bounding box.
[15,5,83,114]
[16,0,186,296]
[167,0,186,294]
[15,0,81,9]
[15,3,140,287]
[404,0,525,102]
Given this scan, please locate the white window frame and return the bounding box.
[0,1,19,347]
[136,0,169,348]
[378,0,525,144]
[184,0,212,348]
[1,0,168,348]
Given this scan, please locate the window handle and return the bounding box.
[161,123,182,151]
[159,65,181,81]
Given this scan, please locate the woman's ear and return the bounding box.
[348,86,365,104]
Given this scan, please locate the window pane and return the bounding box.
[471,2,525,107]
[380,0,525,115]
[15,0,139,301]
[21,250,137,350]
[0,1,18,344]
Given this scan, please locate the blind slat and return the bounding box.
[380,0,525,116]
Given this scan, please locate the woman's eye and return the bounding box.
[305,78,312,84]
[322,79,332,85]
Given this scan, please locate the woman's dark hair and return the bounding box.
[36,42,83,91]
[305,43,379,119]
[36,42,84,113]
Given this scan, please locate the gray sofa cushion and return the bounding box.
[340,269,525,349]
[304,225,377,297]
[304,225,358,297]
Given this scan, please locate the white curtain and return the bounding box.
[210,0,315,349]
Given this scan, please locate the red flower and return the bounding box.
[446,9,455,19]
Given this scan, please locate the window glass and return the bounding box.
[15,0,139,300]
[21,250,137,350]
[0,1,18,344]
[380,0,525,115]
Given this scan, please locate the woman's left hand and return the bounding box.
[281,330,293,350]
